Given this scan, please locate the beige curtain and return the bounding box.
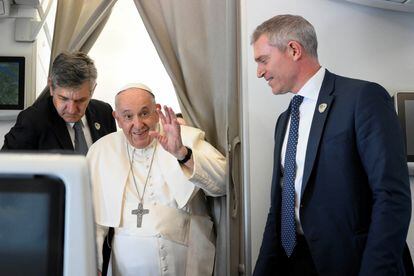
[36,0,117,102]
[134,1,241,275]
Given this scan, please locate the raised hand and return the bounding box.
[149,105,187,159]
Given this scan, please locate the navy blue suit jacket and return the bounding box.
[254,70,412,276]
[2,96,116,151]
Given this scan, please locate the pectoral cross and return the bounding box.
[131,203,149,228]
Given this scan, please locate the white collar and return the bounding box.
[67,115,88,128]
[296,67,325,101]
[128,138,158,159]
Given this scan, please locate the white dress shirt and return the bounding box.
[281,67,325,234]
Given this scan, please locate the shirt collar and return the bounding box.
[67,115,87,128]
[297,67,325,101]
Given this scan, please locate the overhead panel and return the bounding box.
[345,0,414,12]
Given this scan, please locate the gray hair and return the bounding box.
[49,52,97,91]
[251,14,318,58]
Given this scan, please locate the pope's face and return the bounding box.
[114,89,160,149]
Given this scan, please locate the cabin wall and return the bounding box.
[0,14,54,147]
[0,18,37,147]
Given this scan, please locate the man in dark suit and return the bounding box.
[2,51,116,276]
[252,15,412,275]
[2,51,116,152]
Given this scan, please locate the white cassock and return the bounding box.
[87,125,226,276]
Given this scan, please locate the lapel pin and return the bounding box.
[318,103,327,113]
[94,122,101,130]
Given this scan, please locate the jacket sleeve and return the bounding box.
[253,115,284,276]
[356,83,411,275]
[2,108,38,150]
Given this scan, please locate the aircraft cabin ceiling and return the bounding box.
[344,0,414,12]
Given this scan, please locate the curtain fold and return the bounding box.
[35,0,117,103]
[51,0,117,60]
[134,1,240,275]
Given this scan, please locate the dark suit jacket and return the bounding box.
[2,96,117,151]
[254,70,412,276]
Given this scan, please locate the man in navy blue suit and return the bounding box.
[252,14,412,275]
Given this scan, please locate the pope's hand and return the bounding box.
[149,105,187,159]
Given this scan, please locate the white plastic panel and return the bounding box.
[346,0,414,12]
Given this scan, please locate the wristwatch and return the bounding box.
[178,147,192,164]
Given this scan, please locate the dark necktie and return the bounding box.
[73,121,88,155]
[281,95,304,257]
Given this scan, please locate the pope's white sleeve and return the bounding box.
[183,139,226,197]
[96,224,109,271]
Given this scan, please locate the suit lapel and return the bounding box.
[272,110,289,203]
[47,97,73,150]
[86,104,100,142]
[274,111,289,176]
[301,70,335,197]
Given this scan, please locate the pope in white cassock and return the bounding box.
[87,83,226,276]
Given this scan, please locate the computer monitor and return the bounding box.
[0,153,96,276]
[0,56,25,120]
[395,91,414,175]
